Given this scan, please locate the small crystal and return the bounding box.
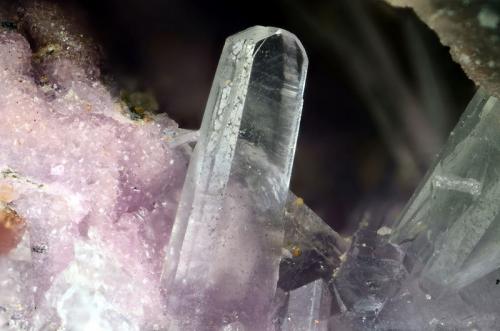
[279,193,349,292]
[281,279,331,331]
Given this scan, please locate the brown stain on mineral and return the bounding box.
[0,183,18,203]
[0,207,26,255]
[290,245,302,257]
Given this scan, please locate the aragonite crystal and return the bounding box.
[327,89,500,330]
[161,26,308,330]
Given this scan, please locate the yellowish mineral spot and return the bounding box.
[290,245,302,257]
[0,183,18,203]
[293,197,304,207]
[0,206,26,255]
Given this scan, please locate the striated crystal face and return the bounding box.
[386,89,500,328]
[327,90,500,330]
[161,26,308,330]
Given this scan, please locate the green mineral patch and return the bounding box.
[120,90,159,121]
[33,43,62,61]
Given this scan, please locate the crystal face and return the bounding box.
[281,279,331,331]
[161,26,308,330]
[328,89,500,330]
[392,90,500,290]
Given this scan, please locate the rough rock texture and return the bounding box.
[385,0,500,98]
[0,13,188,330]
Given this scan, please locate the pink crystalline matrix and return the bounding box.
[0,2,189,330]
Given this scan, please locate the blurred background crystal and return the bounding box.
[326,88,500,330]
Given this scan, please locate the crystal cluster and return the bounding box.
[0,10,322,329]
[328,90,500,330]
[3,1,500,330]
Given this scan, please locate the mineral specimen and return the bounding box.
[6,1,500,330]
[387,89,500,328]
[160,26,308,330]
[0,7,327,327]
[279,194,349,292]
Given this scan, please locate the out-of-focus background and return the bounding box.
[65,0,475,233]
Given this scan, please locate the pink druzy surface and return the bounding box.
[0,28,188,329]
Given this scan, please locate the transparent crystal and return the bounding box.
[281,279,331,331]
[391,89,500,291]
[161,26,308,330]
[329,89,500,329]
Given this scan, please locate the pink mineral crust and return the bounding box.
[0,28,188,330]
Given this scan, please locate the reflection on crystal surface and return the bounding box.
[392,89,500,291]
[328,89,500,330]
[161,26,308,330]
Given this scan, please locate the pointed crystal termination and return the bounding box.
[391,89,500,291]
[161,26,308,330]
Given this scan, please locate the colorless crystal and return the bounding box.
[330,89,500,329]
[391,89,500,291]
[161,26,308,330]
[281,279,331,331]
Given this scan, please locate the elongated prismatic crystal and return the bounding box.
[161,26,308,330]
[391,90,500,292]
